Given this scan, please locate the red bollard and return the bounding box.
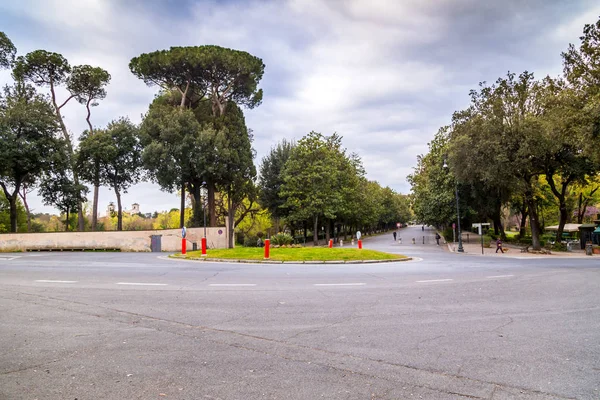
[182,238,187,255]
[358,240,362,249]
[201,237,207,257]
[264,239,270,259]
[328,239,333,248]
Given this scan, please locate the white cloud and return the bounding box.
[1,0,598,215]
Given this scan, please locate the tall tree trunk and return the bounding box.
[189,183,202,227]
[65,208,70,232]
[325,218,330,242]
[115,187,123,231]
[227,189,235,249]
[546,173,572,243]
[18,186,31,232]
[8,195,18,233]
[313,215,319,246]
[49,83,84,231]
[208,181,216,227]
[303,221,307,244]
[525,187,541,250]
[180,181,185,228]
[92,162,100,231]
[518,196,528,238]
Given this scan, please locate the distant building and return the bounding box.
[106,202,141,216]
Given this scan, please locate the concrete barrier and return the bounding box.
[0,227,229,252]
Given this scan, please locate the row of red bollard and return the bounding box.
[182,237,208,256]
[184,236,362,260]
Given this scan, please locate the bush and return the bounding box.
[271,232,293,246]
[483,235,492,248]
[243,235,259,247]
[442,227,453,242]
[551,242,568,252]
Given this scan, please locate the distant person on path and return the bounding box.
[393,231,397,241]
[422,225,424,231]
[496,238,504,253]
[435,233,441,246]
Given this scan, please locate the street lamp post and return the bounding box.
[444,160,464,253]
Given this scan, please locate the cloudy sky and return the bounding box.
[1,0,599,216]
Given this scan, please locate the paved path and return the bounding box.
[0,237,599,399]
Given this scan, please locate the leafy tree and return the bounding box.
[13,50,110,231]
[39,146,88,232]
[0,81,61,232]
[259,139,295,231]
[130,45,264,227]
[69,65,111,230]
[280,132,354,245]
[0,191,26,233]
[0,32,16,69]
[79,118,142,231]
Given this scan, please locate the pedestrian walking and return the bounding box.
[422,225,424,231]
[393,231,397,241]
[435,233,441,246]
[496,238,504,253]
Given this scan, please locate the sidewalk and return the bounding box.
[445,232,595,258]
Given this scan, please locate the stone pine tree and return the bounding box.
[130,45,264,227]
[13,50,110,231]
[69,65,111,230]
[0,81,61,232]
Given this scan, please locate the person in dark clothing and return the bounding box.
[496,238,504,253]
[435,233,441,245]
[422,225,424,231]
[393,232,397,241]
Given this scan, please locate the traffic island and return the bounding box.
[170,247,410,264]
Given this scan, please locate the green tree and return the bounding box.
[280,132,354,245]
[0,81,61,232]
[68,65,111,230]
[0,32,16,69]
[130,45,265,227]
[39,145,88,232]
[259,139,295,231]
[13,50,110,231]
[79,118,142,231]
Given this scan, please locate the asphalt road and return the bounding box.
[1,225,599,399]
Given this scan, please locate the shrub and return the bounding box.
[271,232,293,246]
[442,227,453,241]
[243,235,259,247]
[483,235,492,248]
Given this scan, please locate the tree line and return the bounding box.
[1,32,411,245]
[409,17,600,250]
[258,133,412,245]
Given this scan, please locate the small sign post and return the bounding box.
[356,231,362,249]
[181,227,187,255]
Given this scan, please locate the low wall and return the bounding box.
[0,227,229,252]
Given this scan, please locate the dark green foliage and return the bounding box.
[0,32,16,69]
[259,139,295,220]
[0,81,62,232]
[271,232,293,246]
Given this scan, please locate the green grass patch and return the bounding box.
[179,246,406,262]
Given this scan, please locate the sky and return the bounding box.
[1,0,599,216]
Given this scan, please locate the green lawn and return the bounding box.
[178,246,407,262]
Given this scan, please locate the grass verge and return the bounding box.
[178,247,407,262]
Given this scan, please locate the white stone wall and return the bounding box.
[0,227,229,252]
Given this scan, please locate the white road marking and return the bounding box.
[0,256,20,261]
[416,279,453,283]
[116,282,168,286]
[35,280,77,283]
[314,283,366,286]
[487,275,514,279]
[208,284,257,287]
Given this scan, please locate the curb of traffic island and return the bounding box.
[168,254,412,264]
